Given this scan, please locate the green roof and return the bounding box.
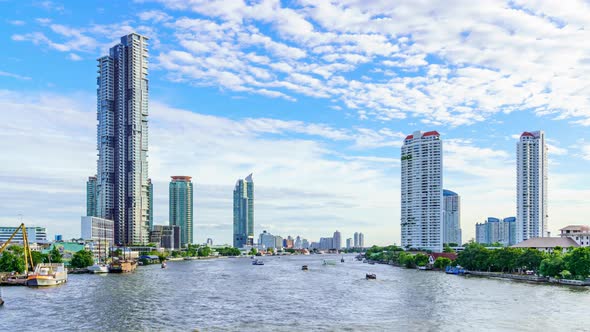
[42,242,85,254]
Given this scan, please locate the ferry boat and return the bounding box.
[87,263,109,274]
[252,259,264,265]
[366,273,377,280]
[109,260,137,273]
[27,263,67,287]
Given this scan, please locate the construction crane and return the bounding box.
[0,223,35,273]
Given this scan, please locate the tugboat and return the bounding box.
[366,273,377,280]
[27,263,68,287]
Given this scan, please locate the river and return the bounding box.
[1,254,589,331]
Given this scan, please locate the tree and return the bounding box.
[414,254,429,267]
[398,252,416,268]
[267,248,274,255]
[516,248,545,272]
[248,248,258,256]
[456,243,490,271]
[198,246,212,257]
[491,248,520,273]
[434,257,452,269]
[70,250,94,269]
[0,251,25,273]
[443,245,454,253]
[539,256,565,278]
[30,251,47,266]
[564,247,590,279]
[49,246,63,263]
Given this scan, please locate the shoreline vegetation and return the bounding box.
[364,243,590,287]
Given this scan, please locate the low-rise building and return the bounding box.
[559,225,590,246]
[511,237,579,253]
[0,226,48,244]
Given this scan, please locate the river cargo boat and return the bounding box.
[27,263,67,287]
[109,260,137,273]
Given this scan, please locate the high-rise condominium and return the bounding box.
[333,230,342,250]
[233,173,254,248]
[354,232,359,247]
[443,189,462,245]
[169,176,194,247]
[86,176,97,217]
[401,131,443,252]
[358,232,365,248]
[346,238,353,249]
[94,33,151,245]
[517,131,548,243]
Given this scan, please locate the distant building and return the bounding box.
[559,225,590,247]
[333,230,342,250]
[517,131,548,242]
[54,234,63,242]
[169,176,194,247]
[295,236,302,249]
[81,216,115,245]
[148,178,154,231]
[346,238,353,249]
[283,237,294,249]
[512,237,578,253]
[301,239,310,249]
[0,226,48,244]
[359,232,365,248]
[354,232,359,247]
[443,189,462,245]
[150,225,181,250]
[475,217,517,246]
[401,130,443,252]
[319,237,333,250]
[233,173,254,248]
[259,230,276,249]
[86,176,98,217]
[206,238,213,247]
[274,235,283,249]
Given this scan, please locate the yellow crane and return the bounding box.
[0,223,35,273]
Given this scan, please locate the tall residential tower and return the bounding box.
[169,176,194,247]
[516,131,548,242]
[401,131,443,252]
[233,173,254,248]
[95,33,151,245]
[443,189,462,245]
[86,176,98,217]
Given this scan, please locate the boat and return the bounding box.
[302,265,308,271]
[252,259,264,265]
[26,263,67,287]
[161,262,167,269]
[0,287,4,306]
[87,263,109,274]
[109,260,137,273]
[366,273,377,280]
[322,259,336,266]
[445,266,467,275]
[341,257,345,263]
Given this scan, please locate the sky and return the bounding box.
[1,0,590,246]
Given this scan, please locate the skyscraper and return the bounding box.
[354,232,359,247]
[95,33,150,245]
[233,173,254,248]
[443,189,462,245]
[86,176,97,217]
[475,217,517,246]
[346,238,353,249]
[148,178,153,231]
[333,230,342,250]
[517,131,548,243]
[401,130,443,252]
[359,232,365,248]
[169,176,194,247]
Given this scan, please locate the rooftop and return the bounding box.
[560,225,590,232]
[511,237,579,249]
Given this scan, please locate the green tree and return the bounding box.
[267,248,274,255]
[433,257,452,269]
[248,248,258,256]
[30,251,47,266]
[70,250,94,269]
[516,248,546,273]
[456,243,490,271]
[414,253,429,267]
[491,248,520,273]
[443,245,454,253]
[198,246,212,257]
[564,247,590,279]
[0,251,25,273]
[398,252,416,268]
[539,256,565,278]
[49,246,63,263]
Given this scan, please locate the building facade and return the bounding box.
[333,230,342,250]
[259,230,276,249]
[359,232,365,248]
[0,226,48,244]
[233,173,254,248]
[443,189,462,245]
[86,176,98,217]
[319,237,333,250]
[354,232,359,247]
[475,217,517,246]
[150,225,181,250]
[559,225,590,247]
[94,33,151,245]
[148,178,153,231]
[401,131,443,252]
[169,176,193,247]
[516,131,548,243]
[346,238,353,249]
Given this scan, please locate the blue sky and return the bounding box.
[1,0,589,245]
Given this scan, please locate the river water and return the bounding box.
[1,254,590,331]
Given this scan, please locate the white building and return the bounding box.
[333,230,342,250]
[353,232,359,247]
[359,232,365,248]
[516,131,548,243]
[559,225,590,247]
[346,238,353,249]
[294,236,302,249]
[81,216,115,245]
[259,230,276,249]
[0,226,48,244]
[274,235,283,249]
[443,189,462,245]
[401,130,443,252]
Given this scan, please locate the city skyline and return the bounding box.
[1,2,590,246]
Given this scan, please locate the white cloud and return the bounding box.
[8,20,26,26]
[68,53,82,61]
[0,70,31,80]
